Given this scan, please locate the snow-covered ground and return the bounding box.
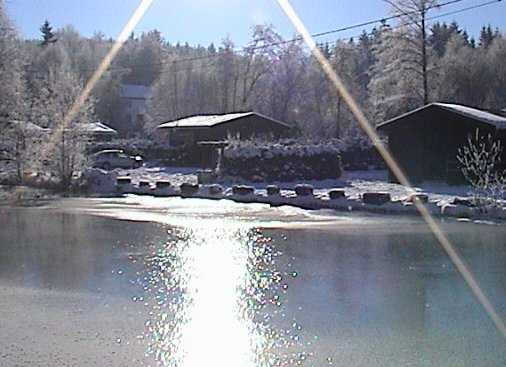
[5,162,505,220]
[1,157,476,207]
[340,170,473,205]
[117,165,199,186]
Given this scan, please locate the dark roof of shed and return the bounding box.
[157,111,291,129]
[377,103,506,130]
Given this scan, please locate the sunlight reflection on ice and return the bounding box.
[142,219,295,367]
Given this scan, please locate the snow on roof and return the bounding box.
[119,84,151,99]
[12,120,48,131]
[1,120,50,132]
[158,112,290,129]
[435,103,506,128]
[79,122,117,134]
[377,103,506,130]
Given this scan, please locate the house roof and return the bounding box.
[377,103,506,130]
[1,120,50,133]
[119,84,151,99]
[157,111,291,129]
[11,120,49,131]
[2,119,117,135]
[78,122,118,134]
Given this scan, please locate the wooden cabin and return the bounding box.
[157,111,290,146]
[78,122,118,142]
[156,112,291,167]
[377,103,506,184]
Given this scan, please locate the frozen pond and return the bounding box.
[0,197,505,366]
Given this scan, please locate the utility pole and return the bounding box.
[383,0,434,105]
[172,61,179,119]
[421,6,429,104]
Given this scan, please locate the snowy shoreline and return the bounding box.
[5,168,504,222]
[83,168,500,222]
[109,181,506,222]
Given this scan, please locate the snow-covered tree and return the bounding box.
[485,35,506,108]
[0,0,26,120]
[457,129,506,206]
[369,26,424,121]
[0,0,29,182]
[434,34,491,107]
[383,0,439,104]
[429,21,467,57]
[237,25,279,110]
[29,64,95,190]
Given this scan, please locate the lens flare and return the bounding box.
[274,0,506,338]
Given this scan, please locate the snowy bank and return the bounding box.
[109,176,506,222]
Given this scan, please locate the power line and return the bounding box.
[251,0,467,46]
[427,0,503,22]
[27,0,503,76]
[150,0,503,78]
[94,0,473,74]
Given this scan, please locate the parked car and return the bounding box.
[91,149,143,170]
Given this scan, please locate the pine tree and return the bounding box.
[479,25,495,48]
[207,43,216,55]
[40,20,57,46]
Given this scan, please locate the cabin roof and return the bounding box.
[157,111,291,129]
[7,120,50,132]
[377,103,506,130]
[78,122,117,134]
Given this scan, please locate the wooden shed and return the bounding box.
[77,122,118,142]
[377,103,506,184]
[157,112,291,167]
[157,111,290,146]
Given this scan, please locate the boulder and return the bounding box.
[407,193,429,204]
[137,180,151,194]
[116,176,132,185]
[328,189,346,200]
[232,185,255,196]
[295,184,314,197]
[138,181,150,188]
[180,183,199,197]
[155,180,171,189]
[266,185,281,196]
[85,168,118,194]
[452,197,475,207]
[208,184,224,196]
[154,180,174,196]
[441,203,474,218]
[116,176,132,194]
[362,192,391,205]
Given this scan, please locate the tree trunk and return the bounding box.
[173,62,179,119]
[336,97,342,139]
[15,134,23,184]
[232,74,239,111]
